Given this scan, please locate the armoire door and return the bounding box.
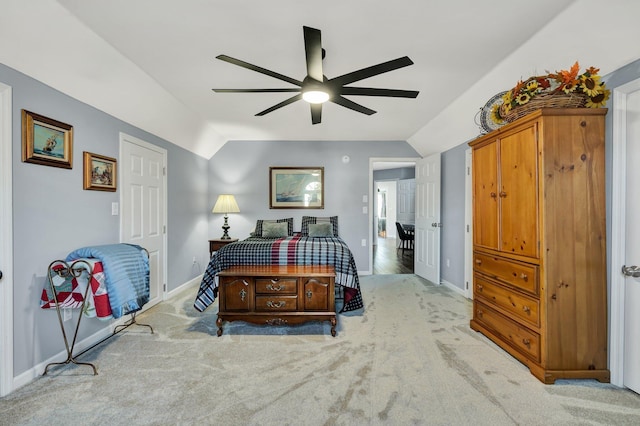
[499,125,539,258]
[472,141,499,251]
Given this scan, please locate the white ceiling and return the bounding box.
[2,1,640,159]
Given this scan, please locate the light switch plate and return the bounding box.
[111,202,119,216]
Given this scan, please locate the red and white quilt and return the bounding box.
[40,259,113,320]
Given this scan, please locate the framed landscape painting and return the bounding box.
[269,166,324,209]
[83,151,117,192]
[21,110,73,169]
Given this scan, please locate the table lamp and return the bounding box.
[212,194,240,239]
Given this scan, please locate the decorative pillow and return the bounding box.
[261,222,289,238]
[301,216,339,237]
[308,222,334,237]
[255,218,293,237]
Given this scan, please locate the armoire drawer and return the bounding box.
[474,300,541,362]
[473,252,538,295]
[474,275,540,328]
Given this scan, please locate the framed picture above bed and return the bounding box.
[269,166,324,209]
[21,110,73,169]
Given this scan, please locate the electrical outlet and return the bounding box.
[446,258,450,268]
[361,239,366,247]
[63,309,71,322]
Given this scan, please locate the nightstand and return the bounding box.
[209,238,238,258]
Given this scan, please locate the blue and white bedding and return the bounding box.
[194,235,363,312]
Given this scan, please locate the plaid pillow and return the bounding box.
[255,218,293,237]
[301,216,339,237]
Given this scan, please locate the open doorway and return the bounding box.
[372,160,416,274]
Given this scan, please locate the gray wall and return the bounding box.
[1,63,209,377]
[207,140,420,271]
[440,142,469,290]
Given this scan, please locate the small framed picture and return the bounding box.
[22,110,73,169]
[83,152,117,192]
[269,166,324,209]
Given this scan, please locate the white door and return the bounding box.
[120,133,167,308]
[0,82,13,397]
[623,88,640,394]
[414,153,441,284]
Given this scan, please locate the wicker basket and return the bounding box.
[499,92,588,123]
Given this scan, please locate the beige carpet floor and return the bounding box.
[1,274,639,425]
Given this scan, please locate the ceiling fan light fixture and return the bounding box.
[302,90,330,104]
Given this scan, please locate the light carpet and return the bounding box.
[1,274,639,425]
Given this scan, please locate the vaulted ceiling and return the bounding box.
[1,1,639,158]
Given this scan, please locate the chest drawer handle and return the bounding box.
[520,273,528,281]
[522,338,531,348]
[475,259,482,265]
[266,284,284,291]
[522,306,531,314]
[266,301,286,308]
[306,290,313,299]
[476,309,484,318]
[477,284,483,291]
[490,192,497,198]
[499,191,507,198]
[239,288,247,302]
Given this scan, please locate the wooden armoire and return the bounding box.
[469,108,609,384]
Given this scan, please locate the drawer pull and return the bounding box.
[266,301,286,308]
[490,192,497,198]
[475,259,482,265]
[520,273,528,281]
[522,338,531,348]
[477,284,483,291]
[266,283,285,291]
[306,290,313,299]
[477,309,484,318]
[522,306,531,314]
[499,191,507,198]
[239,288,247,302]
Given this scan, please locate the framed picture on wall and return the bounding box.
[21,110,73,169]
[269,166,324,209]
[83,151,117,192]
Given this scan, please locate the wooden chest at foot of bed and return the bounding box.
[216,265,337,336]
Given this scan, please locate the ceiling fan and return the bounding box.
[212,26,419,124]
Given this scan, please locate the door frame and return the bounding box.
[369,157,420,275]
[0,82,13,396]
[119,133,168,306]
[610,78,640,387]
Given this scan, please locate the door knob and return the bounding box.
[431,223,442,227]
[0,269,2,280]
[622,265,640,278]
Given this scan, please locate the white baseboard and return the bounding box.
[441,279,466,297]
[167,274,202,299]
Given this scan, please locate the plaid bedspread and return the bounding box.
[194,236,364,312]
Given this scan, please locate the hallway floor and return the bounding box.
[372,236,414,274]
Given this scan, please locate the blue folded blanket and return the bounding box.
[66,244,149,319]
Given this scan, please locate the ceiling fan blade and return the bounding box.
[303,26,323,82]
[339,87,419,98]
[310,103,322,125]
[213,88,301,93]
[331,96,376,115]
[255,94,303,116]
[329,56,414,86]
[216,55,303,87]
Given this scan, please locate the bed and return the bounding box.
[194,216,363,313]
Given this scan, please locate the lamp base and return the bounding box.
[220,214,231,239]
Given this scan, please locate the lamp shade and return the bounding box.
[212,194,240,214]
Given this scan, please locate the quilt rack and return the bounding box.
[42,249,153,376]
